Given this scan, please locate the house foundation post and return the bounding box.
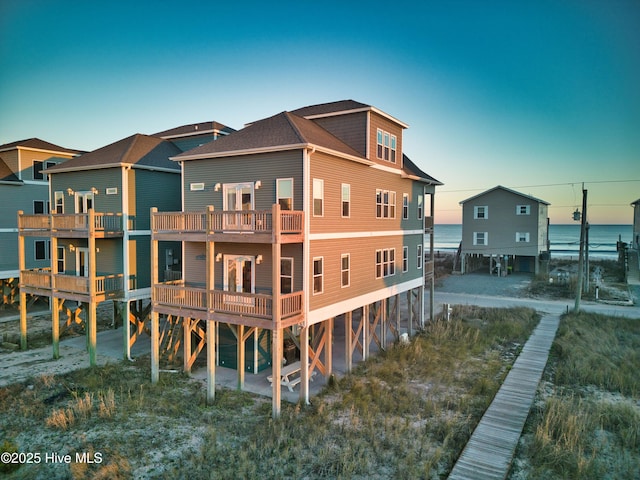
[207,319,216,404]
[300,324,310,405]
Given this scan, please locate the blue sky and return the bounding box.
[1,0,638,224]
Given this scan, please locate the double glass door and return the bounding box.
[224,255,254,305]
[223,183,254,230]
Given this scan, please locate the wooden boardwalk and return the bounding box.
[448,314,560,480]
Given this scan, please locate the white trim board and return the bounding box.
[309,230,423,241]
[307,277,423,324]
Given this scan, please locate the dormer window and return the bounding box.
[376,129,397,163]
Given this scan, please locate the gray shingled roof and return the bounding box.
[290,100,371,117]
[0,138,82,155]
[175,111,365,160]
[402,154,443,185]
[460,185,550,205]
[153,121,236,138]
[46,134,181,173]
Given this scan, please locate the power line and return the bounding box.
[437,179,640,194]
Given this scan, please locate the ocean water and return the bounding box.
[433,224,633,260]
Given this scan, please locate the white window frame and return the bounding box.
[516,232,530,243]
[277,178,293,211]
[390,135,397,163]
[516,204,531,215]
[402,246,409,273]
[417,194,423,220]
[341,254,350,288]
[54,191,64,214]
[341,183,350,218]
[57,246,65,273]
[376,189,396,219]
[281,257,293,294]
[474,206,488,219]
[190,182,205,191]
[377,129,383,158]
[402,193,409,220]
[313,257,324,294]
[473,232,488,246]
[376,248,396,279]
[313,178,324,217]
[417,245,423,269]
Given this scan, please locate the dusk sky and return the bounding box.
[1,0,638,224]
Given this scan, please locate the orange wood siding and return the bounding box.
[309,151,424,234]
[308,234,423,311]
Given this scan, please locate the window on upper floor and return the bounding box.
[32,160,55,181]
[341,184,350,218]
[516,232,530,243]
[57,246,65,273]
[376,189,396,219]
[313,257,323,294]
[33,200,46,214]
[54,191,64,214]
[341,254,350,288]
[402,194,409,220]
[376,248,395,278]
[281,257,293,294]
[313,179,323,217]
[403,246,409,272]
[417,245,423,269]
[516,205,531,215]
[474,206,488,219]
[474,232,488,246]
[35,240,50,260]
[277,178,293,211]
[417,194,423,220]
[376,129,397,163]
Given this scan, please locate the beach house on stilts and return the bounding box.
[150,100,441,416]
[17,134,183,362]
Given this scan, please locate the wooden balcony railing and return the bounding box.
[153,282,304,321]
[20,270,124,296]
[18,212,123,233]
[151,207,303,237]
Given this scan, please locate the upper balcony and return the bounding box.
[424,215,434,232]
[18,211,124,238]
[151,204,304,244]
[20,268,124,302]
[152,280,304,329]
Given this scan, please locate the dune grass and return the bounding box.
[511,311,640,480]
[1,306,538,479]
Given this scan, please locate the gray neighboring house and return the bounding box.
[632,198,640,250]
[459,185,550,275]
[1,138,82,306]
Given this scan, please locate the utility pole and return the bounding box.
[574,185,587,312]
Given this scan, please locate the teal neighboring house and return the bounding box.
[1,138,82,307]
[17,133,183,361]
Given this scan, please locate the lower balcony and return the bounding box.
[152,281,304,329]
[20,269,124,302]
